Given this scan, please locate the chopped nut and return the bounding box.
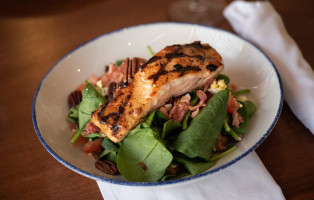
[95,160,119,175]
[122,57,147,83]
[166,164,180,175]
[139,161,147,171]
[68,90,82,108]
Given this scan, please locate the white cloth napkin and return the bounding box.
[224,0,314,134]
[97,152,284,200]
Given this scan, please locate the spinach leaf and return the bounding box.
[145,110,168,128]
[242,100,257,118]
[173,89,229,161]
[161,119,182,140]
[99,138,120,164]
[117,124,173,182]
[174,154,215,175]
[67,105,79,124]
[101,137,119,152]
[146,110,181,139]
[160,169,189,181]
[106,151,118,163]
[99,149,118,164]
[84,133,102,139]
[115,59,124,66]
[232,89,251,98]
[217,74,230,85]
[78,82,106,130]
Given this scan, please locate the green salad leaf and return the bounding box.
[232,89,251,98]
[243,100,257,118]
[146,110,168,127]
[161,119,182,140]
[145,110,181,140]
[78,82,106,130]
[115,59,124,66]
[216,74,230,85]
[70,82,106,143]
[67,105,79,124]
[173,89,229,161]
[101,137,120,152]
[117,123,173,182]
[174,154,215,175]
[98,137,120,163]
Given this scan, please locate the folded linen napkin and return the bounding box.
[97,152,284,200]
[224,0,314,134]
[96,1,297,199]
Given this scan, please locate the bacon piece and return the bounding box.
[100,63,123,87]
[188,90,207,112]
[169,95,191,122]
[159,107,169,118]
[82,122,101,136]
[191,108,200,118]
[232,111,244,128]
[227,95,241,114]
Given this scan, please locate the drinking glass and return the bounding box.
[168,0,227,26]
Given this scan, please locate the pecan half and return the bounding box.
[68,90,82,108]
[122,57,146,82]
[95,160,119,175]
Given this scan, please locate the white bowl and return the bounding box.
[32,22,283,187]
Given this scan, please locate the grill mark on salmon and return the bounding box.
[91,41,224,143]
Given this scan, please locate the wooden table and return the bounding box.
[0,0,313,199]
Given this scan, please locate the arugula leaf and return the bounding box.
[117,124,173,182]
[78,82,106,130]
[173,89,229,161]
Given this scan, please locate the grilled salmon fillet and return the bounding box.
[91,41,224,143]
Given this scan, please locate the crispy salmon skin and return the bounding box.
[91,41,224,142]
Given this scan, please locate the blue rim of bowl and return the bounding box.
[32,22,284,187]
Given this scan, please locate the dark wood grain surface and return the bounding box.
[0,0,313,199]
